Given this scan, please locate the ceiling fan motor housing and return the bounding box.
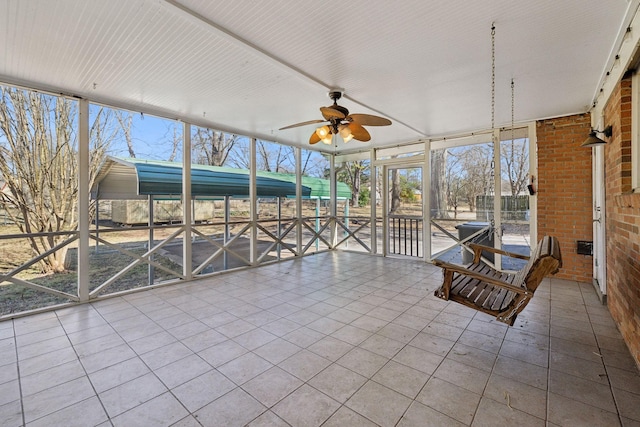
[327,91,349,130]
[328,90,343,101]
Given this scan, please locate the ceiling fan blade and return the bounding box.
[348,114,392,126]
[320,106,346,120]
[309,131,321,144]
[349,123,371,142]
[279,119,326,130]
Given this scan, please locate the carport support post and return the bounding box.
[78,98,89,302]
[183,123,193,280]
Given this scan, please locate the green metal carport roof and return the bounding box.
[93,157,351,200]
[257,170,351,200]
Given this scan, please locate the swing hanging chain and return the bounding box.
[510,77,529,249]
[511,78,515,144]
[489,23,496,236]
[507,79,515,242]
[491,24,496,131]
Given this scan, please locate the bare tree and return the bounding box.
[337,161,369,207]
[115,111,135,157]
[299,148,328,177]
[0,87,118,273]
[390,168,402,213]
[448,176,465,218]
[458,144,492,212]
[225,139,330,177]
[256,141,293,173]
[502,138,529,196]
[192,128,237,166]
[430,149,448,218]
[167,125,181,162]
[445,153,463,218]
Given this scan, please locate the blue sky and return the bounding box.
[94,105,328,176]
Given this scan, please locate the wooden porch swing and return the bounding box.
[433,235,562,325]
[430,25,562,326]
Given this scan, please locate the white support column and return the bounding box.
[296,147,303,256]
[528,121,538,246]
[77,99,90,302]
[370,148,377,254]
[493,128,502,268]
[277,196,282,259]
[381,165,388,256]
[316,198,321,251]
[250,138,258,265]
[423,141,431,262]
[330,153,337,248]
[224,195,230,269]
[183,123,192,280]
[148,195,154,285]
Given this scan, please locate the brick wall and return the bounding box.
[603,76,640,367]
[536,114,594,282]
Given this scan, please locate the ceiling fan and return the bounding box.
[279,90,392,145]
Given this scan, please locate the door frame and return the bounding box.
[381,162,426,260]
[592,144,607,302]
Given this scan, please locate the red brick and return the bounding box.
[602,76,640,369]
[537,113,592,283]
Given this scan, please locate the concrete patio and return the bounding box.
[1,251,638,426]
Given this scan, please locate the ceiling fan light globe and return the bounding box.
[338,124,352,140]
[321,135,333,145]
[316,125,331,138]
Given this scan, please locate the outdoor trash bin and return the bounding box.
[456,222,495,264]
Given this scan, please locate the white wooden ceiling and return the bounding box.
[0,0,636,153]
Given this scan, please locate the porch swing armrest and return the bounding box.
[432,260,526,294]
[468,243,531,261]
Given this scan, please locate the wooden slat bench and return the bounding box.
[433,235,562,326]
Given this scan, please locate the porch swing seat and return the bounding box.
[433,235,562,326]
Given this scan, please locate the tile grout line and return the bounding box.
[61,299,187,425]
[12,319,26,427]
[581,281,626,427]
[56,307,112,426]
[113,290,248,423]
[468,311,508,427]
[545,286,553,427]
[240,259,435,426]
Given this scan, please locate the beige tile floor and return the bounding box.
[1,251,639,426]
